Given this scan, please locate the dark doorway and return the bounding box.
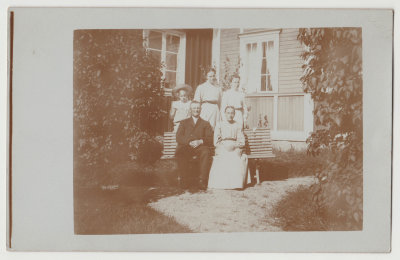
[185,29,213,91]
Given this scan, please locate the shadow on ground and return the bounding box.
[74,160,197,234]
[74,156,307,234]
[246,161,289,183]
[259,163,289,181]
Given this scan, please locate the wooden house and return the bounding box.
[143,28,313,149]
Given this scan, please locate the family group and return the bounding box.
[169,69,250,190]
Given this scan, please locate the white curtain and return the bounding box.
[266,41,276,91]
[244,43,262,93]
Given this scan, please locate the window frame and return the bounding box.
[143,29,186,92]
[239,30,280,95]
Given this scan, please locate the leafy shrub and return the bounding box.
[298,28,362,163]
[297,28,363,229]
[273,186,326,231]
[200,56,241,92]
[74,30,166,173]
[136,136,163,165]
[273,158,362,231]
[220,56,241,91]
[311,159,363,230]
[261,148,332,178]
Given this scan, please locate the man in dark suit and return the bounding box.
[175,101,213,189]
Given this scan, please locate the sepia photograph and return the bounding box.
[73,27,363,234]
[7,6,393,252]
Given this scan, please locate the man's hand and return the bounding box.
[215,135,222,145]
[189,139,203,148]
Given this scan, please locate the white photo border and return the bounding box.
[7,7,393,252]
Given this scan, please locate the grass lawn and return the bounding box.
[271,150,363,231]
[74,160,193,234]
[257,149,327,181]
[74,149,337,234]
[272,185,327,231]
[74,185,192,234]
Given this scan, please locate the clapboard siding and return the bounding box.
[280,60,304,67]
[218,28,304,92]
[280,39,302,46]
[279,87,304,93]
[243,28,279,33]
[280,48,304,54]
[280,54,303,60]
[212,28,312,141]
[156,28,314,143]
[279,72,303,79]
[280,79,303,84]
[280,31,299,38]
[280,67,303,74]
[280,71,303,78]
[280,55,303,61]
[219,28,240,79]
[279,28,303,93]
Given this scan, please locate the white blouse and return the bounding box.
[214,120,245,147]
[221,89,247,111]
[171,100,191,123]
[194,82,221,103]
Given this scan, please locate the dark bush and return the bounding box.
[314,159,363,230]
[258,148,332,180]
[137,138,163,165]
[274,159,362,231]
[273,186,326,231]
[74,30,166,175]
[298,28,362,163]
[297,28,363,229]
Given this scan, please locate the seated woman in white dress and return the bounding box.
[207,106,249,190]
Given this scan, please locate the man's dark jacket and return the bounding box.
[175,117,214,183]
[176,117,213,147]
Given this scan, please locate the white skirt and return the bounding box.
[200,103,220,130]
[207,142,248,189]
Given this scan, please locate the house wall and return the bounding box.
[218,28,313,148]
[219,29,241,78]
[278,28,303,94]
[221,28,304,95]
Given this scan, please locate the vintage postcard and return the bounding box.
[7,7,393,252]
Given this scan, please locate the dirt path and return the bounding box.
[149,176,316,232]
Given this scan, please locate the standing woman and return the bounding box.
[194,69,222,129]
[220,75,248,129]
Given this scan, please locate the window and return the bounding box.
[277,95,304,131]
[143,30,186,89]
[239,30,279,94]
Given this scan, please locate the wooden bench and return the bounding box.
[161,128,275,184]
